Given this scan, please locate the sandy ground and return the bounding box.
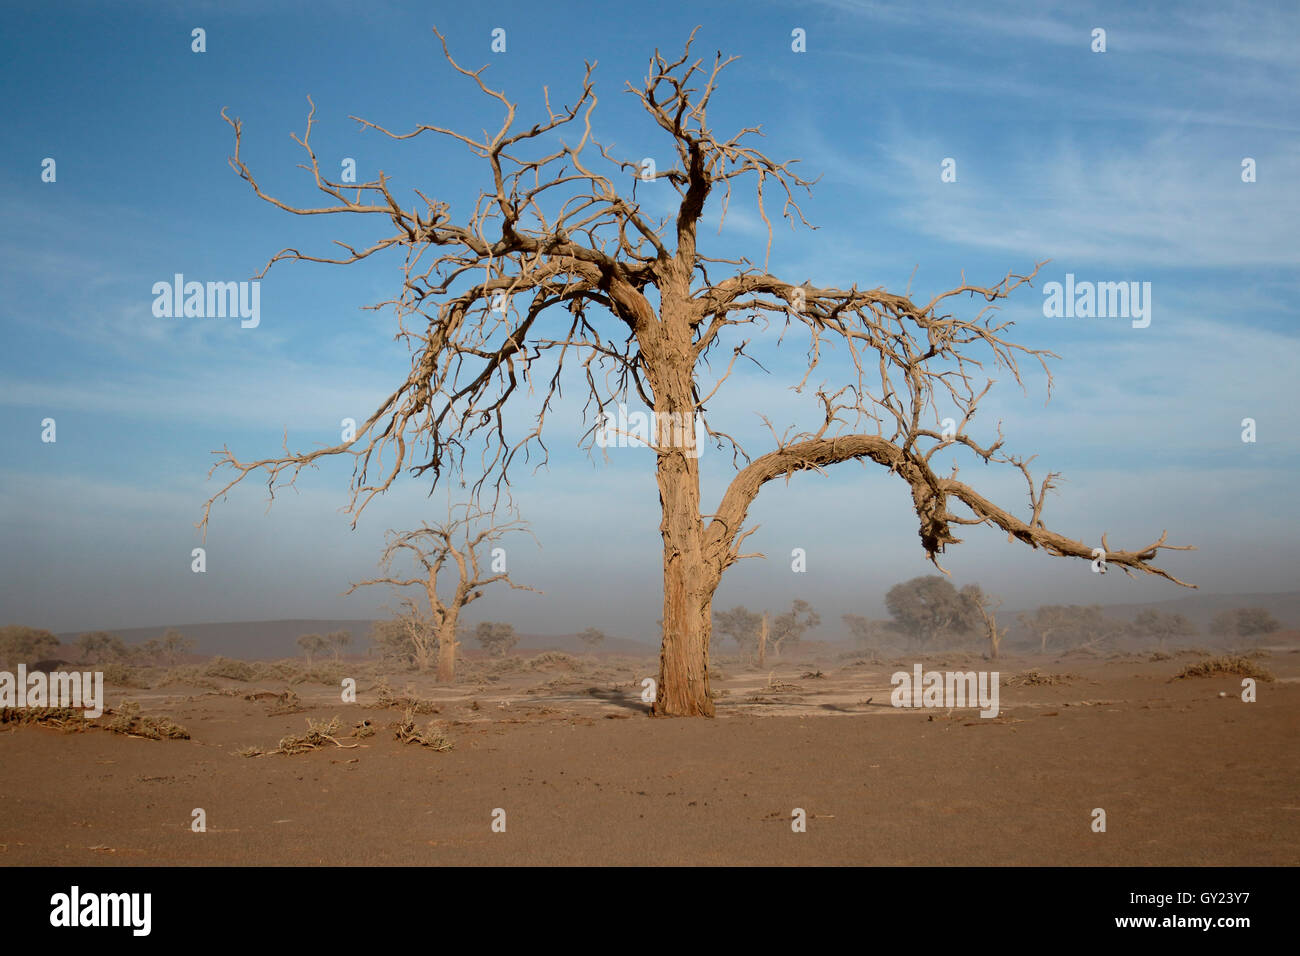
[1,647,1296,865]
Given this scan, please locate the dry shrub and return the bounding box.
[0,706,89,732]
[100,663,152,688]
[289,663,348,686]
[488,651,582,676]
[1059,645,1100,658]
[104,701,190,740]
[204,657,255,681]
[393,707,453,751]
[153,667,220,690]
[242,689,304,715]
[250,661,299,681]
[1174,656,1274,682]
[371,680,440,714]
[240,715,359,756]
[1006,669,1078,687]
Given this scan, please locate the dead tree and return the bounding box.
[346,504,537,682]
[202,28,1194,717]
[961,584,1006,661]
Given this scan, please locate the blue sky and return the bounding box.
[1,0,1296,641]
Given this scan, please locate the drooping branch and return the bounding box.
[703,429,1195,590]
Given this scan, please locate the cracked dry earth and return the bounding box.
[1,649,1296,865]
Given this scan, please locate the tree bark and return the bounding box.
[758,612,768,669]
[436,609,459,683]
[653,441,713,716]
[649,289,713,717]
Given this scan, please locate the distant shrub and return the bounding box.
[289,662,348,686]
[1174,656,1274,681]
[250,661,299,681]
[486,651,581,675]
[204,657,256,681]
[100,662,151,688]
[153,667,220,690]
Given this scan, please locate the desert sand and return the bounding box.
[1,646,1295,866]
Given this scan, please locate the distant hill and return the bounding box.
[55,591,1298,657]
[56,619,654,660]
[1004,590,1299,635]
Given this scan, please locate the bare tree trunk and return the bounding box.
[758,612,768,669]
[651,326,713,717]
[654,466,713,715]
[436,611,459,683]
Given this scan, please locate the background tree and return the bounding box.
[202,29,1194,716]
[296,632,327,666]
[579,627,606,652]
[769,599,819,658]
[346,504,537,682]
[885,576,977,649]
[160,628,196,666]
[1210,608,1281,648]
[0,626,60,666]
[369,600,435,670]
[326,629,352,661]
[1018,604,1124,654]
[713,606,763,659]
[1018,605,1071,654]
[841,614,896,657]
[475,622,518,658]
[76,631,126,663]
[959,584,1006,660]
[134,638,164,666]
[1133,609,1197,649]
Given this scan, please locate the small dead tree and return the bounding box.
[960,584,1006,660]
[326,629,352,661]
[579,627,606,652]
[769,599,819,658]
[713,606,763,661]
[161,628,196,666]
[76,631,126,663]
[347,504,538,682]
[475,621,519,658]
[842,614,895,657]
[296,633,327,666]
[370,598,435,670]
[203,28,1194,717]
